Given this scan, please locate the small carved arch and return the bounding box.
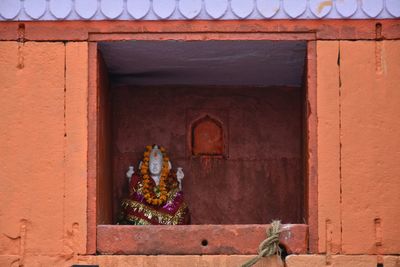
[191,115,224,156]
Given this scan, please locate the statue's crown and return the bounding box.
[150,145,163,160]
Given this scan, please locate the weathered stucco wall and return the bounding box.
[0,41,88,264]
[0,40,399,266]
[316,41,400,257]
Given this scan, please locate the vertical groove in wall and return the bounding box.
[325,218,332,265]
[17,42,24,69]
[375,41,383,75]
[17,23,25,69]
[62,42,67,252]
[375,23,384,75]
[337,41,343,254]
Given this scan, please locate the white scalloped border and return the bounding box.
[0,0,398,20]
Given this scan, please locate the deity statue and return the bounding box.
[119,145,190,225]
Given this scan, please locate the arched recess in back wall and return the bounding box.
[191,115,225,157]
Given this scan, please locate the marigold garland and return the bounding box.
[141,145,170,206]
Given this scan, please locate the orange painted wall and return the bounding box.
[340,41,400,254]
[0,40,399,266]
[0,42,88,264]
[316,41,400,256]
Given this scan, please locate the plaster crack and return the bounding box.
[337,45,341,88]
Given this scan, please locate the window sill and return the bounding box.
[97,224,308,255]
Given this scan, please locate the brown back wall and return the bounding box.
[111,85,304,224]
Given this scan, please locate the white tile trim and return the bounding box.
[0,0,399,21]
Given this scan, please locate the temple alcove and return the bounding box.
[191,115,224,157]
[97,40,307,225]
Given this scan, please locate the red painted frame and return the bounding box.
[87,31,318,255]
[87,42,98,254]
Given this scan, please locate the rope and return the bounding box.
[240,220,282,267]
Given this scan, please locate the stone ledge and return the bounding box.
[97,224,308,255]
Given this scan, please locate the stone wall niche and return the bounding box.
[191,115,224,157]
[93,39,311,255]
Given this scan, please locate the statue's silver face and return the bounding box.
[149,157,162,175]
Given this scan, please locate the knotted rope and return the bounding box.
[241,220,282,267]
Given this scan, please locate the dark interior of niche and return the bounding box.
[96,40,307,225]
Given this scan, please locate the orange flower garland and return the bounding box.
[141,145,170,206]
